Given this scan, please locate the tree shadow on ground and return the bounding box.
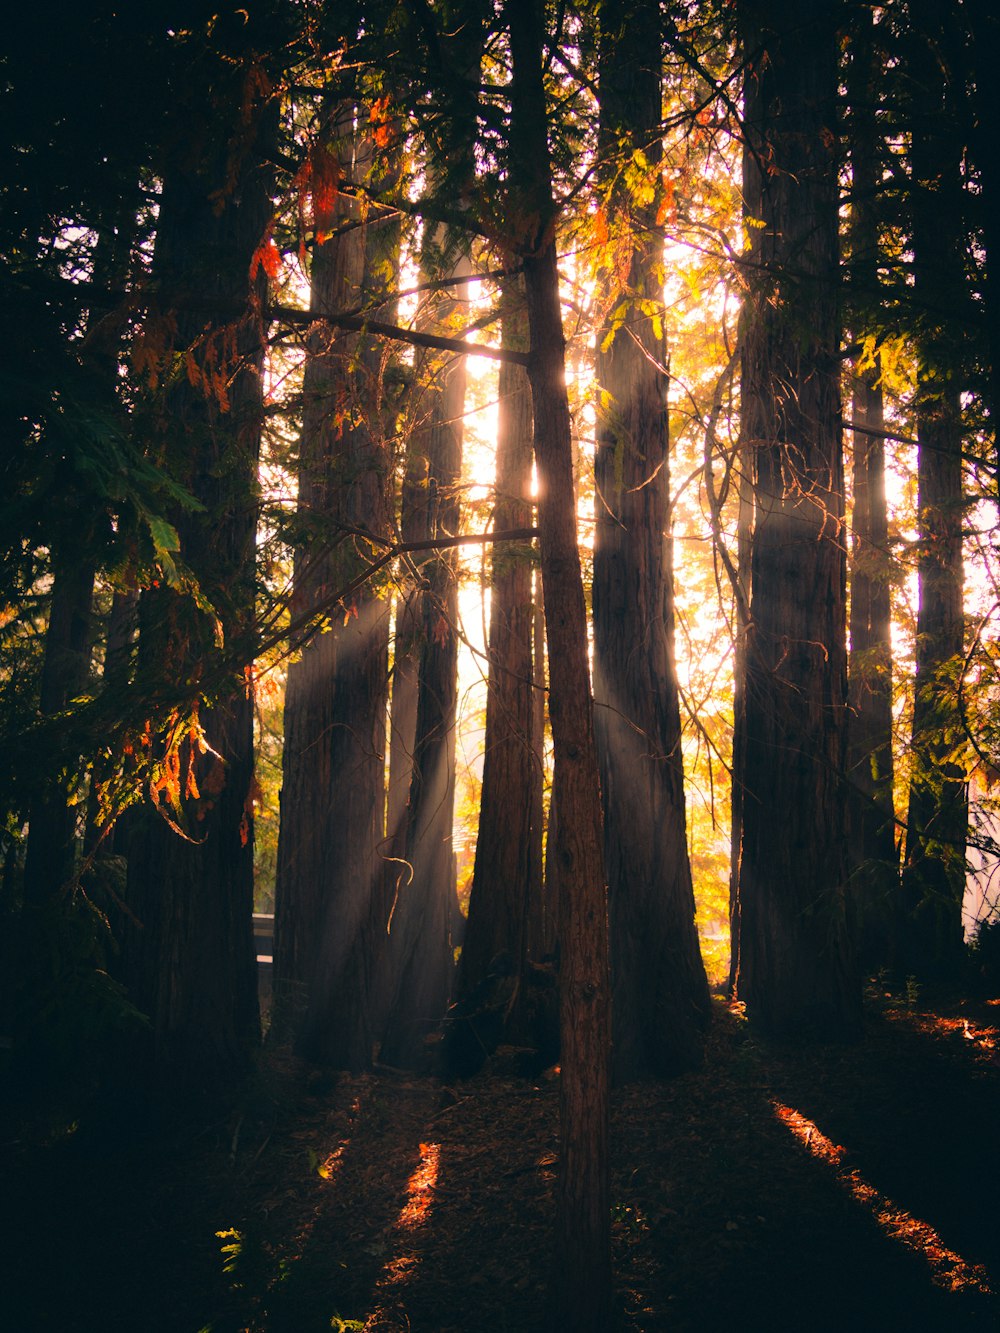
[612,995,999,1332]
[3,993,998,1332]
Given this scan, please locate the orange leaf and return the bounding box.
[311,144,340,242]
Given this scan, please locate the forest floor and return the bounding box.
[4,984,1000,1333]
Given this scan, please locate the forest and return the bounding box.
[2,0,999,1328]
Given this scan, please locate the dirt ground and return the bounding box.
[4,987,999,1332]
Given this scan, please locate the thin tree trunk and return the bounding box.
[509,2,611,1323]
[529,567,550,956]
[734,0,860,1041]
[845,6,897,972]
[900,0,968,980]
[593,0,710,1084]
[728,449,753,996]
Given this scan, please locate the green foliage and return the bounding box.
[211,1218,364,1333]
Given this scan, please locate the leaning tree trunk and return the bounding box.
[593,0,710,1084]
[121,48,274,1099]
[734,0,861,1041]
[845,5,898,971]
[900,0,968,982]
[509,1,611,1324]
[271,106,392,1070]
[457,273,542,1028]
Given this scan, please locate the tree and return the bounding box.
[898,0,970,980]
[508,0,611,1322]
[377,320,465,1065]
[455,272,543,1054]
[380,2,487,1068]
[844,4,898,969]
[733,0,861,1040]
[271,101,393,1070]
[592,0,710,1084]
[120,20,276,1098]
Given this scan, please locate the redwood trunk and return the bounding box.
[272,108,392,1069]
[509,2,611,1323]
[900,1,968,980]
[379,289,466,1068]
[735,0,860,1040]
[593,0,710,1084]
[379,10,485,1065]
[845,7,897,971]
[121,55,273,1097]
[458,274,541,1024]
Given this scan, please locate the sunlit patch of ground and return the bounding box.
[396,1141,441,1230]
[884,1002,1000,1069]
[774,1102,992,1294]
[6,995,999,1331]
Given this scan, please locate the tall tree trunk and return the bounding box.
[457,273,541,1028]
[509,2,611,1324]
[121,48,274,1098]
[900,0,968,981]
[271,106,392,1069]
[734,0,861,1040]
[530,567,550,956]
[379,316,465,1067]
[728,448,753,996]
[846,6,897,970]
[593,0,710,1084]
[379,5,485,1066]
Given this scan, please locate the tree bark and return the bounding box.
[121,47,274,1098]
[509,1,611,1324]
[457,273,541,1032]
[900,0,968,981]
[845,6,898,970]
[23,201,139,905]
[379,313,465,1067]
[379,7,486,1067]
[271,105,392,1069]
[593,0,710,1084]
[734,0,861,1041]
[728,443,753,997]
